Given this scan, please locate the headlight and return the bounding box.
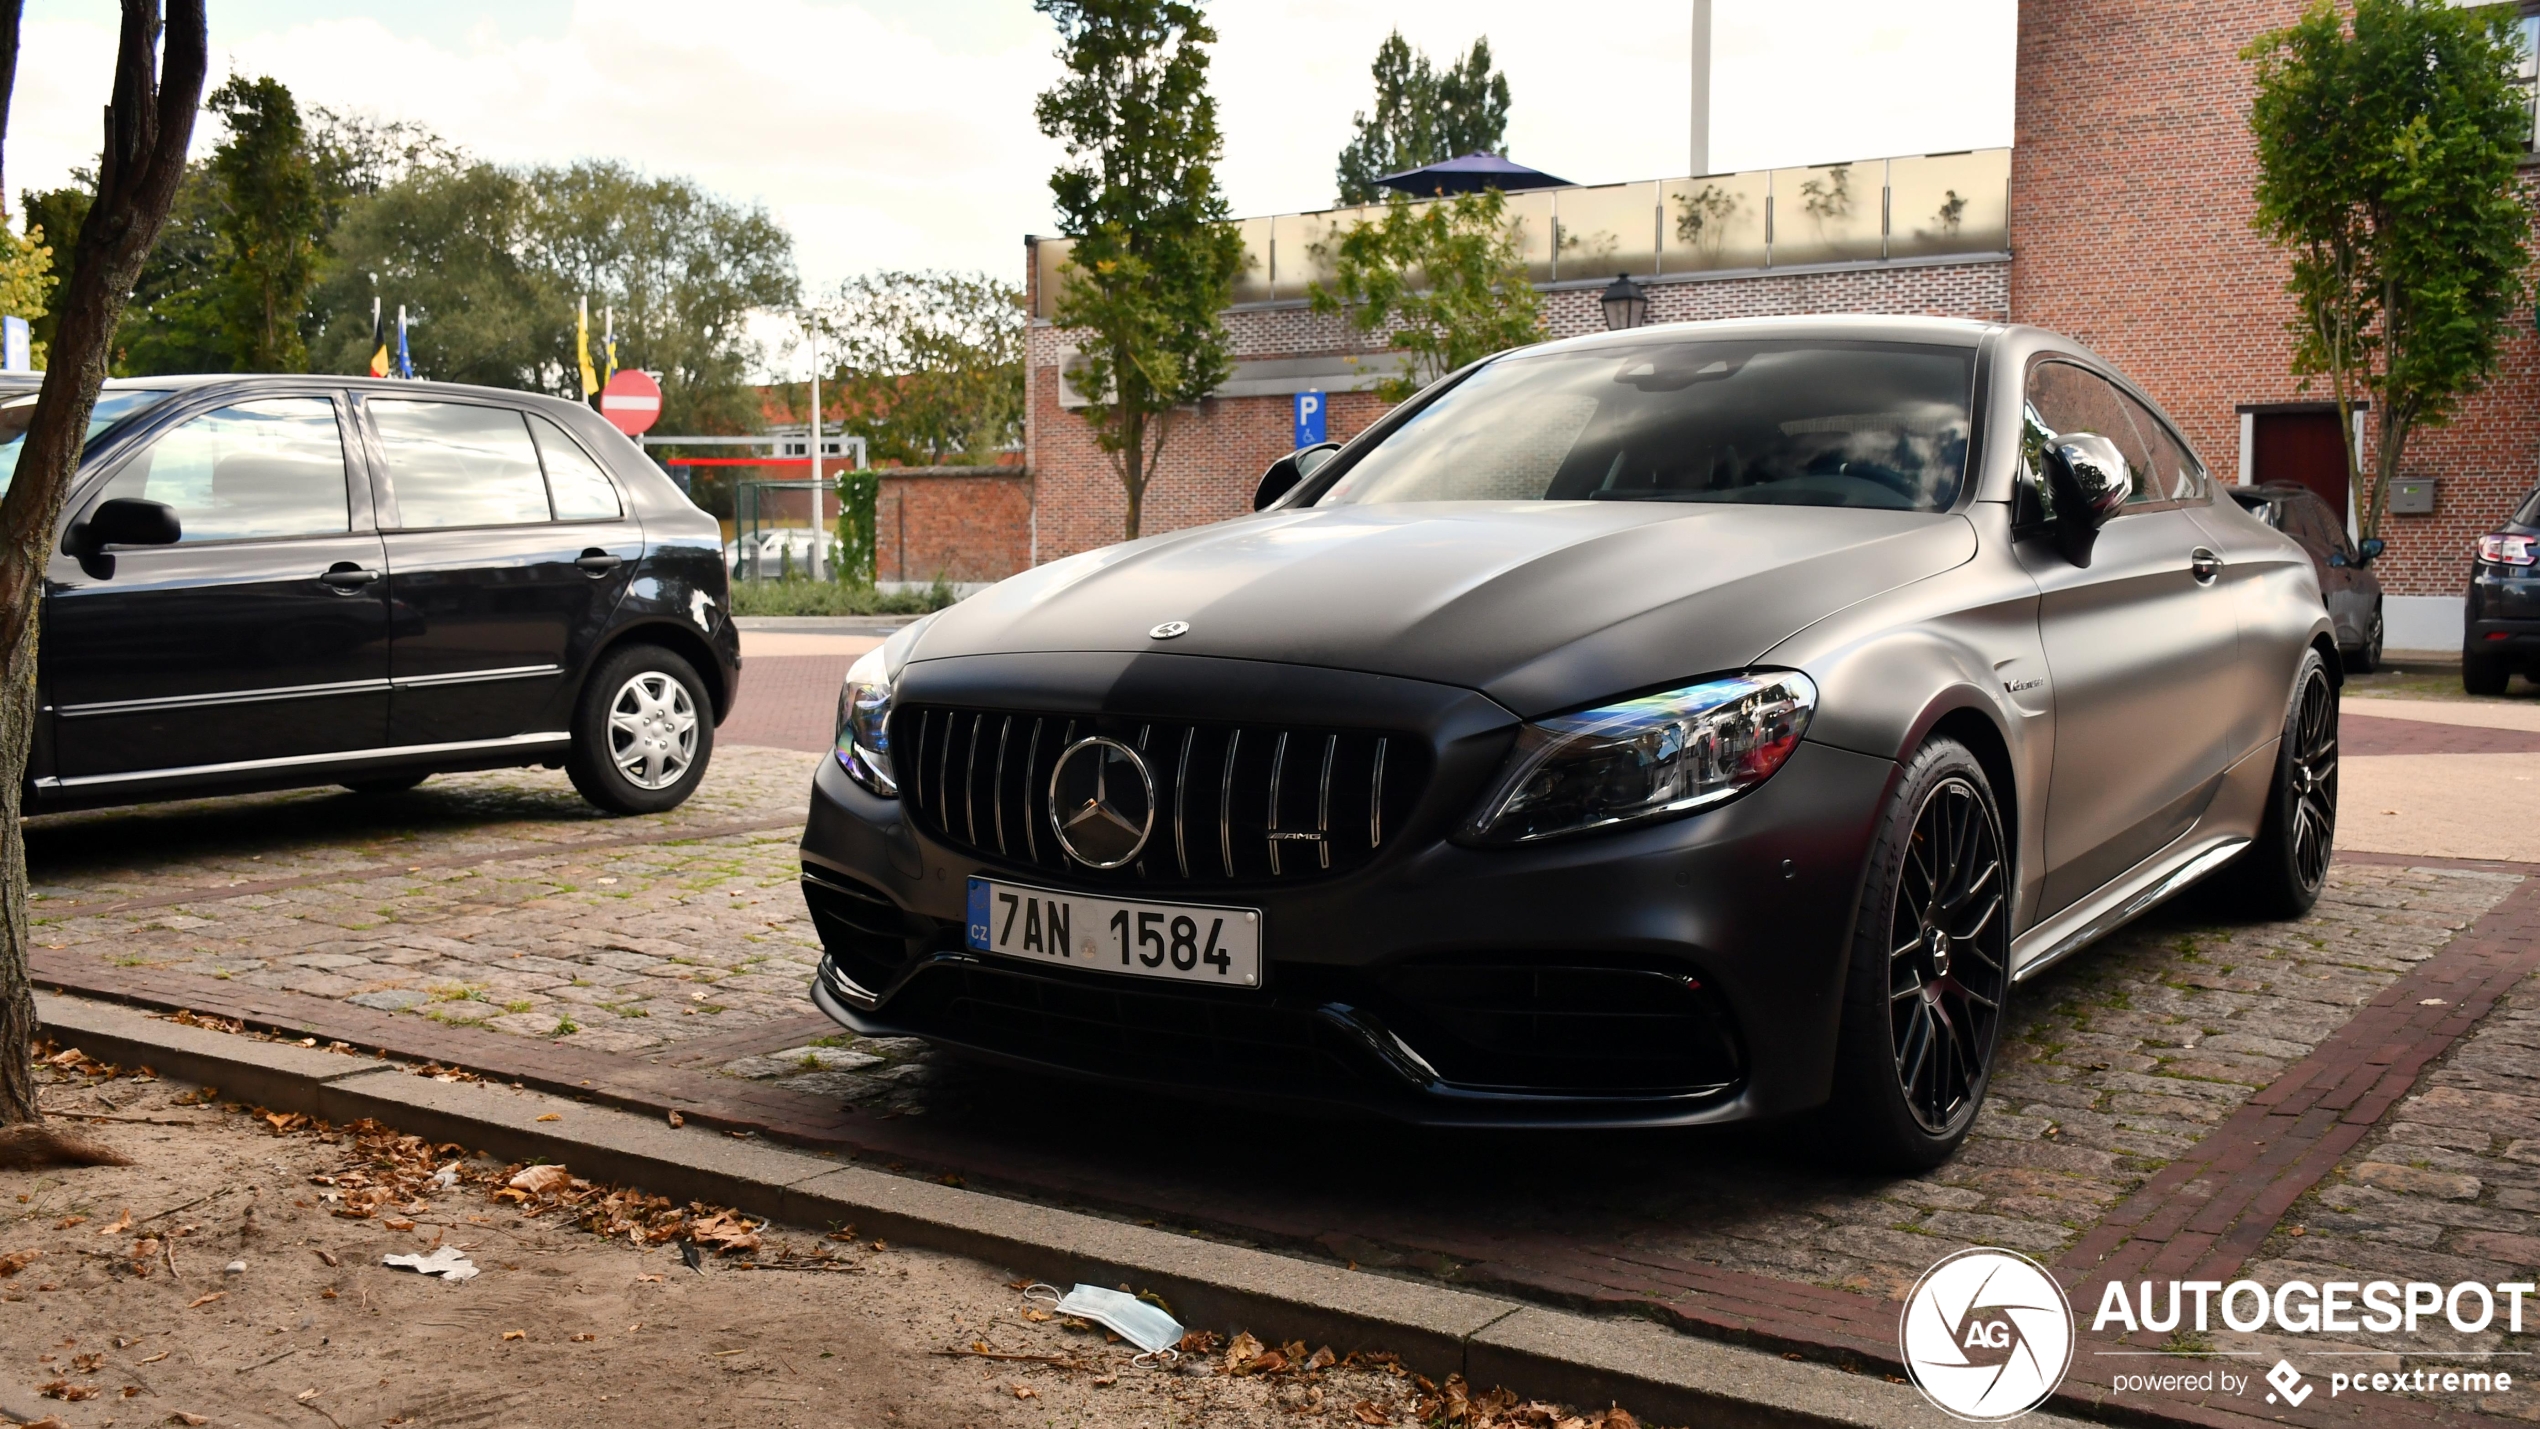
[835,644,897,796]
[1463,671,1818,844]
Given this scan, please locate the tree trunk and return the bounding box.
[0,0,206,1131]
[1120,400,1146,542]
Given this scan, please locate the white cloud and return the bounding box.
[6,0,2013,296]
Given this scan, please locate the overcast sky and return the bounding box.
[11,1,2013,312]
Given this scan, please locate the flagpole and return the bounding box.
[807,310,825,581]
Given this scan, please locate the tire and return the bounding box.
[567,643,715,815]
[1827,738,2011,1172]
[2223,648,2337,920]
[341,773,428,795]
[2465,652,2510,696]
[2347,607,2381,675]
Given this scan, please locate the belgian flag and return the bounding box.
[367,300,390,378]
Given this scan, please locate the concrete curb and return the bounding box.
[37,990,2069,1429]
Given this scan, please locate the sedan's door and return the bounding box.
[364,397,641,747]
[2020,360,2242,916]
[46,394,391,780]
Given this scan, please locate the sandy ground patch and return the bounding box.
[0,1051,1650,1429]
[2344,695,2540,732]
[738,632,882,660]
[2339,751,2540,861]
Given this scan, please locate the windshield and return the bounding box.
[0,388,177,497]
[1315,340,1976,512]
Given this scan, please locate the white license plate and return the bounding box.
[965,877,1262,987]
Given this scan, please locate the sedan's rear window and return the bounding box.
[1315,340,1976,512]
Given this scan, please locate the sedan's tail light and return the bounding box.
[2479,533,2536,566]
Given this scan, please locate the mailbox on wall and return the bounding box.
[2388,477,2438,515]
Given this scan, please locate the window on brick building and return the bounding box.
[2521,15,2540,149]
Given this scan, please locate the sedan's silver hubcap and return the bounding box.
[606,672,698,790]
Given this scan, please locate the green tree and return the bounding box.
[106,162,221,373]
[2247,0,2534,541]
[0,221,52,368]
[1034,0,1247,541]
[1308,189,1543,402]
[19,185,85,355]
[822,269,1023,465]
[306,162,559,388]
[1334,31,1511,205]
[204,75,322,371]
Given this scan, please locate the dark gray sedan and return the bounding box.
[797,317,2336,1169]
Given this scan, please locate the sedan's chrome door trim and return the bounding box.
[2010,832,2250,984]
[389,664,561,690]
[58,677,394,719]
[56,663,564,719]
[34,731,571,791]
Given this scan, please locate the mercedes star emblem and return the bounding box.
[1047,736,1156,869]
[1149,620,1190,640]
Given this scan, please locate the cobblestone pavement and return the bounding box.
[2230,914,2540,1420]
[28,749,2522,1296]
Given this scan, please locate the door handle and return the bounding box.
[2190,547,2223,585]
[574,549,625,576]
[319,563,381,591]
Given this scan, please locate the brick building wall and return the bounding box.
[1024,257,2011,563]
[876,469,1034,585]
[2010,0,2540,627]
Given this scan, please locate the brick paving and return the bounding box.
[27,700,2540,1424]
[2346,716,2540,757]
[717,654,855,754]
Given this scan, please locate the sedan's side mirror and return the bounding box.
[2038,431,2130,568]
[2358,536,2386,565]
[65,497,181,579]
[1253,441,1341,511]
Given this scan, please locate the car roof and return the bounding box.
[1511,312,2001,360]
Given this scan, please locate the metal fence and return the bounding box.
[1030,147,2010,320]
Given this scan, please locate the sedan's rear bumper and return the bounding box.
[796,736,1899,1129]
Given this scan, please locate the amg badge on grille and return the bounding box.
[1047,737,1157,868]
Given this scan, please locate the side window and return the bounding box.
[93,397,349,542]
[2120,393,2207,503]
[529,414,621,521]
[2025,360,2159,507]
[370,400,549,528]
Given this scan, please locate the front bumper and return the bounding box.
[797,719,1898,1130]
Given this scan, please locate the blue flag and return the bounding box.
[395,306,414,379]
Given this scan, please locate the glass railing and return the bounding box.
[1030,147,2010,319]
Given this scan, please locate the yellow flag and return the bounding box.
[576,296,598,398]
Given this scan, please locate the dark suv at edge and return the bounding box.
[10,375,740,815]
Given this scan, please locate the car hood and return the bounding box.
[911,501,1978,719]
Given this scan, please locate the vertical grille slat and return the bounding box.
[901,705,1424,889]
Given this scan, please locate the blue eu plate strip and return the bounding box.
[965,877,991,951]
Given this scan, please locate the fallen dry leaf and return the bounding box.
[185,1291,224,1309]
[635,1274,664,1284]
[0,1247,43,1276]
[168,1413,207,1426]
[314,1248,338,1267]
[508,1164,571,1195]
[98,1209,132,1235]
[382,1218,416,1232]
[37,1379,97,1402]
[666,1110,683,1128]
[502,1331,526,1341]
[570,1333,596,1342]
[140,1350,169,1364]
[535,1113,562,1123]
[72,1353,103,1373]
[1021,1308,1052,1323]
[17,1418,65,1429]
[55,1215,86,1229]
[295,1389,320,1403]
[1352,1402,1391,1426]
[1222,1332,1264,1375]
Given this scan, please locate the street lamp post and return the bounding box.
[1601,273,1650,332]
[805,312,824,581]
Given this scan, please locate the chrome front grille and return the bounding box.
[895,706,1426,887]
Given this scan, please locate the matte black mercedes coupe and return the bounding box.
[798,316,2337,1168]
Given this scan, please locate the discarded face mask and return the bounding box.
[1024,1282,1183,1362]
[381,1246,479,1282]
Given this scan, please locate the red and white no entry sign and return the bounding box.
[599,369,663,436]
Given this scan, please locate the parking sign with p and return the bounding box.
[1294,390,1326,448]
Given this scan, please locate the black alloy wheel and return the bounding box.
[2227,648,2337,919]
[1828,737,2010,1170]
[1886,774,2011,1136]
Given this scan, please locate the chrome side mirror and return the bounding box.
[2039,431,2130,567]
[1253,441,1341,511]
